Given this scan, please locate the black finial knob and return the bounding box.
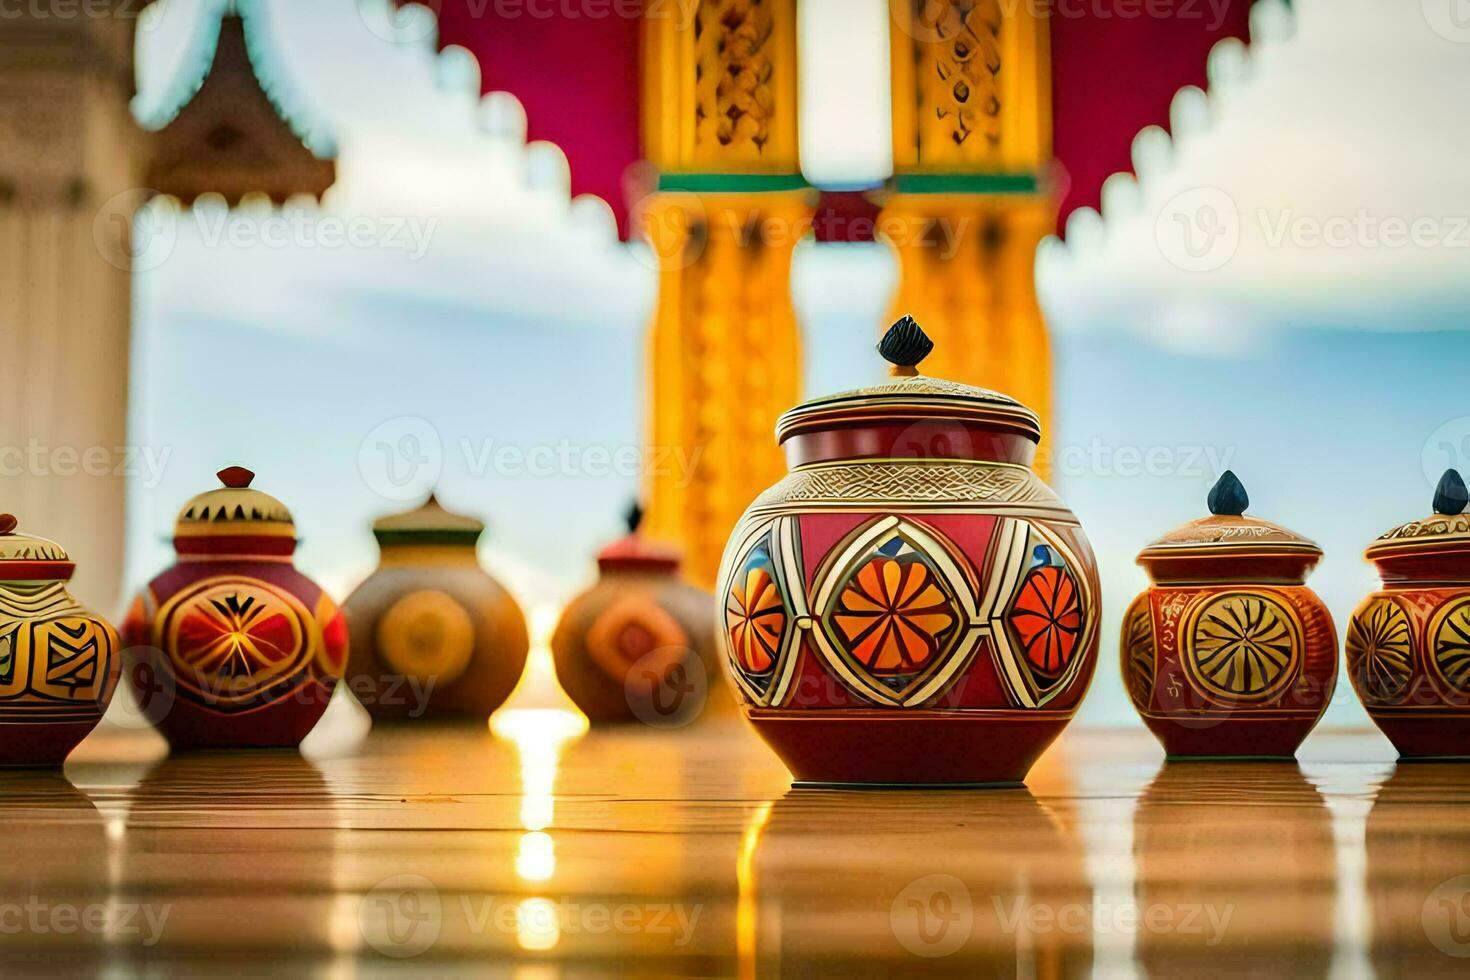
[625,501,645,534]
[1434,469,1468,516]
[878,315,933,369]
[1208,470,1249,517]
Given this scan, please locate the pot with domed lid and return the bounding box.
[1345,469,1470,758]
[1120,471,1338,759]
[121,467,348,749]
[0,513,121,766]
[552,504,723,727]
[342,493,529,720]
[715,317,1101,786]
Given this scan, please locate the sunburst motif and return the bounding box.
[1009,565,1083,677]
[726,565,786,676]
[1347,598,1413,704]
[1186,594,1299,701]
[832,557,956,674]
[1432,598,1470,695]
[173,590,301,683]
[1122,597,1156,708]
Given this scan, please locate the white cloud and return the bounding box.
[133,0,650,338]
[1040,0,1470,347]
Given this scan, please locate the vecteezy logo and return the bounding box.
[1422,0,1470,43]
[357,0,442,44]
[1154,187,1241,273]
[93,189,177,273]
[358,417,443,502]
[113,649,177,730]
[1423,874,1470,956]
[626,649,708,730]
[1423,417,1470,488]
[359,875,442,958]
[890,874,973,958]
[628,190,708,274]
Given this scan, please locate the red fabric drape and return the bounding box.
[415,2,1258,239]
[421,2,643,238]
[1049,2,1255,227]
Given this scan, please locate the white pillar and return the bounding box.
[0,16,142,616]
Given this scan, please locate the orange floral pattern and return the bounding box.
[175,589,301,680]
[726,566,785,675]
[832,558,956,674]
[1010,566,1083,677]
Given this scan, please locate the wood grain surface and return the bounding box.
[0,708,1465,977]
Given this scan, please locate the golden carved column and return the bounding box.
[884,0,1056,475]
[0,14,142,613]
[641,0,809,586]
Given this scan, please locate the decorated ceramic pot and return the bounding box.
[122,467,347,749]
[0,514,120,766]
[552,505,721,726]
[343,494,529,720]
[715,317,1100,786]
[1121,472,1337,759]
[1345,469,1470,758]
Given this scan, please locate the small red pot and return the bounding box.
[122,467,347,749]
[0,514,121,766]
[552,506,725,727]
[715,318,1101,786]
[1121,472,1337,759]
[1346,469,1470,758]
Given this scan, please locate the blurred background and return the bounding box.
[4,0,1468,728]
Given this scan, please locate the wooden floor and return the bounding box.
[3,707,1468,977]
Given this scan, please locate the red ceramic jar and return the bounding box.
[0,514,121,766]
[122,467,348,749]
[1121,472,1337,759]
[1346,469,1470,758]
[715,318,1101,786]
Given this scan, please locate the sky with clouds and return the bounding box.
[128,0,1470,726]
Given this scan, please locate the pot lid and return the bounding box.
[1137,471,1322,561]
[174,466,294,541]
[1365,468,1470,561]
[372,493,484,547]
[774,316,1042,445]
[597,502,681,574]
[0,514,74,580]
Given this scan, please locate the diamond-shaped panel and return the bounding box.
[723,535,792,699]
[816,519,975,706]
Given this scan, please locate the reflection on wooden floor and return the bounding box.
[1,707,1468,976]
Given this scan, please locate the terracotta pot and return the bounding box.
[715,317,1101,786]
[0,514,120,766]
[1346,468,1470,758]
[122,467,347,749]
[1121,472,1337,759]
[552,506,723,726]
[343,494,529,720]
